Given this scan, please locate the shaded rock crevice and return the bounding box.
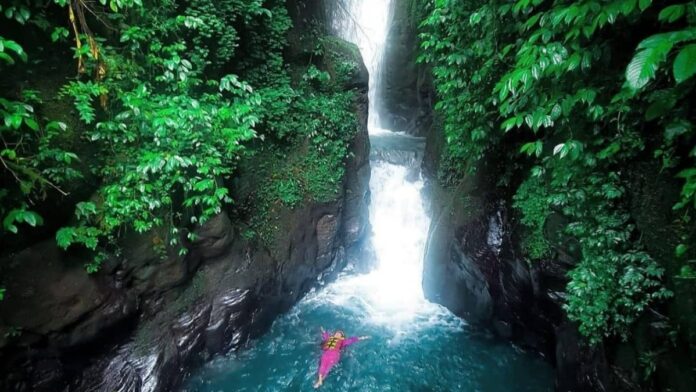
[379,0,433,135]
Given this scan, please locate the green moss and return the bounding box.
[513,176,550,260]
[170,272,206,314]
[303,150,346,203]
[232,33,360,247]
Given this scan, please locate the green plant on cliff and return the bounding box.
[244,38,360,244]
[512,176,550,260]
[419,0,694,344]
[46,2,262,270]
[418,1,506,182]
[1,0,361,275]
[1,31,80,235]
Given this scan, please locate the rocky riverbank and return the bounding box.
[0,2,371,390]
[0,95,370,392]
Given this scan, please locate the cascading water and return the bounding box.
[332,0,393,132]
[184,2,555,391]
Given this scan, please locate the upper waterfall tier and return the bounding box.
[332,0,394,132]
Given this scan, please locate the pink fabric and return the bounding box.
[342,337,359,346]
[319,350,340,377]
[318,333,359,377]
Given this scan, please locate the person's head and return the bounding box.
[333,330,345,339]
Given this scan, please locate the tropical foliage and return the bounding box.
[1,0,360,276]
[419,0,695,344]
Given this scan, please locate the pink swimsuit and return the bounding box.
[318,332,359,378]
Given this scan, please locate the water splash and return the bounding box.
[302,160,456,330]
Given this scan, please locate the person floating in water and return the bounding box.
[314,327,369,388]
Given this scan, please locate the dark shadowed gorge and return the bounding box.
[1,1,695,391]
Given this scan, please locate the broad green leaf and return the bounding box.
[0,149,16,160]
[56,227,75,249]
[24,117,39,131]
[520,142,537,156]
[658,5,685,23]
[502,117,517,132]
[0,52,14,64]
[22,211,42,226]
[676,244,688,258]
[638,30,696,50]
[18,6,30,23]
[676,168,696,179]
[7,114,22,129]
[469,12,482,25]
[51,27,69,42]
[626,40,673,90]
[665,120,692,141]
[3,211,19,233]
[2,39,27,62]
[673,44,696,83]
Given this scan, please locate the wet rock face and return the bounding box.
[74,289,253,392]
[421,154,607,391]
[421,155,696,391]
[423,187,557,350]
[380,0,432,135]
[0,243,130,341]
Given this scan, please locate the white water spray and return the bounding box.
[305,159,453,329]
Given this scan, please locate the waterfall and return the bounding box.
[184,3,558,389]
[332,0,394,133]
[305,0,455,330]
[300,155,453,330]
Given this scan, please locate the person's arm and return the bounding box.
[321,327,329,341]
[342,336,367,346]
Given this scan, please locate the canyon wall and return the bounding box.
[0,2,371,390]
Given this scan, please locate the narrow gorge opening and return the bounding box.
[5,0,691,390]
[183,2,554,390]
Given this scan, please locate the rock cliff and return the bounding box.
[0,4,371,390]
